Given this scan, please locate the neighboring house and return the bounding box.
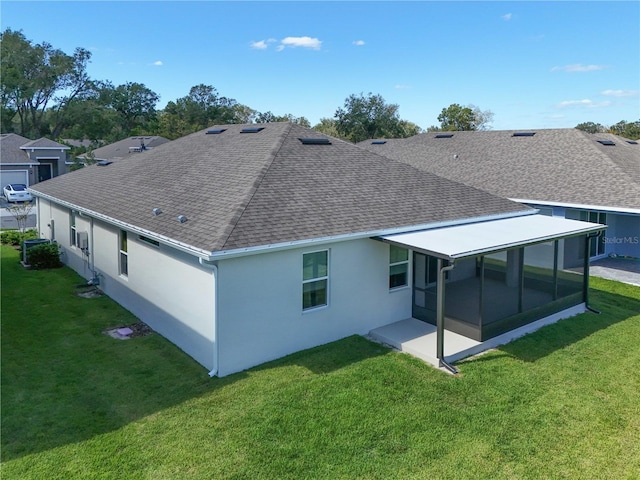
[30,123,604,376]
[359,129,640,261]
[0,133,70,187]
[78,135,170,163]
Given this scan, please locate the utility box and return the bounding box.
[77,231,89,250]
[22,239,50,264]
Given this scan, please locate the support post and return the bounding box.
[436,258,457,373]
[584,232,602,314]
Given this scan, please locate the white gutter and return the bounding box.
[510,198,640,216]
[198,259,219,377]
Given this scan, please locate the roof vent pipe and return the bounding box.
[153,208,163,216]
[178,215,188,223]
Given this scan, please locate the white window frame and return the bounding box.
[389,245,409,290]
[302,249,329,311]
[70,211,77,247]
[119,230,128,278]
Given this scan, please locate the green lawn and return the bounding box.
[2,244,639,479]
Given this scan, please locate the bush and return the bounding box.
[1,229,37,246]
[26,243,63,269]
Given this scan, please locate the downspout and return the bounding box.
[199,258,219,377]
[436,258,458,374]
[584,232,602,314]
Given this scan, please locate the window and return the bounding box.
[70,211,77,246]
[302,250,328,310]
[389,245,409,289]
[119,230,128,277]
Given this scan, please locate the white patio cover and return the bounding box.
[381,214,606,260]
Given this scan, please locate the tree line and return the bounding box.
[2,28,638,152]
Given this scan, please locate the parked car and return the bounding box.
[3,184,33,203]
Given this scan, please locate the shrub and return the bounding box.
[26,243,63,270]
[1,229,37,246]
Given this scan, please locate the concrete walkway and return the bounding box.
[588,257,640,286]
[369,305,586,373]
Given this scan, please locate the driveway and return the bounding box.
[1,198,37,230]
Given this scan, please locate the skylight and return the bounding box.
[97,160,113,166]
[435,133,454,138]
[597,140,615,146]
[512,132,536,137]
[206,129,226,135]
[371,140,387,145]
[625,140,638,145]
[298,138,332,145]
[240,127,265,133]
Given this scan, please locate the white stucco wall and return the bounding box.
[216,238,412,376]
[36,199,216,370]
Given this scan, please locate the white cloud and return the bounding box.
[353,40,365,46]
[601,89,639,97]
[557,99,612,108]
[501,13,512,21]
[551,64,607,73]
[279,36,322,50]
[152,60,163,66]
[250,40,269,50]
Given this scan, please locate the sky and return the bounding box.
[2,1,639,131]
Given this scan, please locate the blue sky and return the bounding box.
[2,1,639,130]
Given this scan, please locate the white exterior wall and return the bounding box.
[36,199,216,370]
[216,238,412,376]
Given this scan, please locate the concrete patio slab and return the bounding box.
[369,304,586,373]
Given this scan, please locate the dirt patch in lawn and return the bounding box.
[104,321,153,340]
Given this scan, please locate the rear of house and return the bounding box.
[31,123,605,376]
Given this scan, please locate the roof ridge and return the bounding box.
[219,123,294,250]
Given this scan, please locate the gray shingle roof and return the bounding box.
[20,137,69,149]
[81,136,170,161]
[0,133,32,163]
[31,123,532,254]
[359,129,640,211]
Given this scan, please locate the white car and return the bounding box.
[3,184,33,203]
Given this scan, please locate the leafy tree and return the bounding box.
[437,103,493,131]
[575,121,606,134]
[255,111,310,127]
[334,92,416,143]
[608,120,640,140]
[102,81,160,133]
[0,28,92,137]
[312,118,340,137]
[6,201,34,233]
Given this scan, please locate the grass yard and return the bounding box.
[2,244,639,479]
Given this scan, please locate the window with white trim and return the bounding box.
[70,211,77,246]
[302,250,328,310]
[389,245,409,289]
[119,230,128,277]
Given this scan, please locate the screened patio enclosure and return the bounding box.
[381,215,606,344]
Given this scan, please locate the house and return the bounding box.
[78,135,170,162]
[29,123,604,376]
[0,133,70,186]
[359,129,640,261]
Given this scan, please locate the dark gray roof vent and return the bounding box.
[206,129,227,135]
[512,132,536,137]
[597,140,615,146]
[240,127,265,133]
[152,208,163,216]
[97,160,113,166]
[177,215,188,223]
[435,133,454,138]
[298,138,331,145]
[626,140,638,145]
[371,140,387,145]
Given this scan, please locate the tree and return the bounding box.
[255,111,310,127]
[0,29,93,137]
[312,118,340,137]
[334,92,416,143]
[608,120,640,140]
[6,201,34,233]
[104,82,160,133]
[437,103,493,131]
[575,122,606,134]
